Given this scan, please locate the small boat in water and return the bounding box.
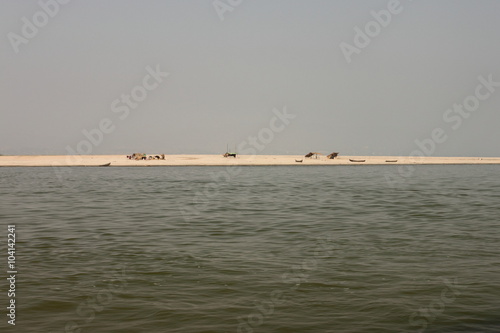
[99,162,111,167]
[349,159,365,162]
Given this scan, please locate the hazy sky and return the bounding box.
[1,0,499,156]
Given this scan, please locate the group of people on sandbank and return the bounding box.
[125,151,339,161]
[127,153,165,160]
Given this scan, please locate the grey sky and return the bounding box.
[1,0,499,156]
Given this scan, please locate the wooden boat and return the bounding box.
[349,159,365,162]
[385,160,398,163]
[99,162,111,167]
[295,159,303,163]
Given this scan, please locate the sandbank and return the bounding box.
[1,154,500,167]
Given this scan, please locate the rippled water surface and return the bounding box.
[1,165,499,332]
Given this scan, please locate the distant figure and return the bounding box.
[161,154,165,160]
[327,152,339,159]
[305,152,314,158]
[132,153,147,160]
[223,153,237,158]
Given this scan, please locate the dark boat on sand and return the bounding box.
[349,159,365,162]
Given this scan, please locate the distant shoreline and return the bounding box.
[1,154,500,167]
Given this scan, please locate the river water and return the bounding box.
[1,165,499,332]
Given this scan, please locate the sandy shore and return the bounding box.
[1,154,500,167]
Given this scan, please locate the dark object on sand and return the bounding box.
[99,162,111,167]
[305,152,322,159]
[327,152,339,159]
[223,153,237,158]
[349,159,365,162]
[385,160,398,162]
[131,153,147,160]
[295,159,303,163]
